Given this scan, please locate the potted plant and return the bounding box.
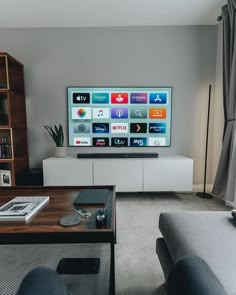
[44,124,66,158]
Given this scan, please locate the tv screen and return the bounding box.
[67,87,172,147]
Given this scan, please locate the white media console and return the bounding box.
[43,155,193,192]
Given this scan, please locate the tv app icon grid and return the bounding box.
[68,87,172,147]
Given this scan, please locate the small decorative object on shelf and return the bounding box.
[0,137,12,158]
[44,124,66,158]
[0,169,11,186]
[54,146,66,158]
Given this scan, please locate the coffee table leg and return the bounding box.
[109,242,115,295]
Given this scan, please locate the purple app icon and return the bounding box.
[111,108,128,119]
[130,93,147,104]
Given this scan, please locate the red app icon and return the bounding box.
[111,93,128,104]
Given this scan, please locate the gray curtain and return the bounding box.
[212,0,236,203]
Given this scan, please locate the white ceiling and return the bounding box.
[0,0,225,28]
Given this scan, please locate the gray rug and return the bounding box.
[0,243,109,295]
[0,192,229,295]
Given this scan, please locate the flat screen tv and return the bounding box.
[67,87,172,147]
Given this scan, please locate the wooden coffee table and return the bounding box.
[0,185,116,295]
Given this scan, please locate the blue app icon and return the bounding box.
[130,138,147,147]
[92,93,109,104]
[149,123,166,133]
[149,93,167,104]
[92,123,109,133]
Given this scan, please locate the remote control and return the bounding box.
[74,208,92,218]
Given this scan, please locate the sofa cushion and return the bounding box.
[167,255,227,295]
[159,211,236,295]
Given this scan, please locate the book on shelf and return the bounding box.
[0,196,49,222]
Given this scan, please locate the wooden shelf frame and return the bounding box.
[0,52,29,186]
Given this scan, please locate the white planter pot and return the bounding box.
[54,146,66,158]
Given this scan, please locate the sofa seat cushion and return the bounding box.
[159,211,235,295]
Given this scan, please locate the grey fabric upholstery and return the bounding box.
[158,211,236,295]
[16,266,68,295]
[167,255,227,295]
[156,238,174,280]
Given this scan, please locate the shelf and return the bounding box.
[0,159,13,163]
[0,88,24,95]
[0,54,25,94]
[0,53,23,67]
[0,53,28,186]
[0,92,8,124]
[0,91,26,128]
[0,156,28,164]
[0,158,14,163]
[0,126,10,129]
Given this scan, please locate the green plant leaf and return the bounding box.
[44,124,65,147]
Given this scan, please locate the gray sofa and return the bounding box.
[156,211,235,295]
[167,255,227,295]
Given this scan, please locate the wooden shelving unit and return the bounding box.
[0,53,29,186]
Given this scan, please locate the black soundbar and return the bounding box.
[77,153,158,159]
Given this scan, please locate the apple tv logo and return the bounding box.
[73,93,90,104]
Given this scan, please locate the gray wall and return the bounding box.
[0,26,217,185]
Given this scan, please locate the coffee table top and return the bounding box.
[0,186,116,244]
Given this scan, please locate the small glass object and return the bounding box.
[0,137,12,158]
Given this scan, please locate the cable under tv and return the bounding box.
[77,152,158,159]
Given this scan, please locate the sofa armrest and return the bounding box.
[167,255,228,295]
[156,238,174,281]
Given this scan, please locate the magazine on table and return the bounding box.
[0,196,49,222]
